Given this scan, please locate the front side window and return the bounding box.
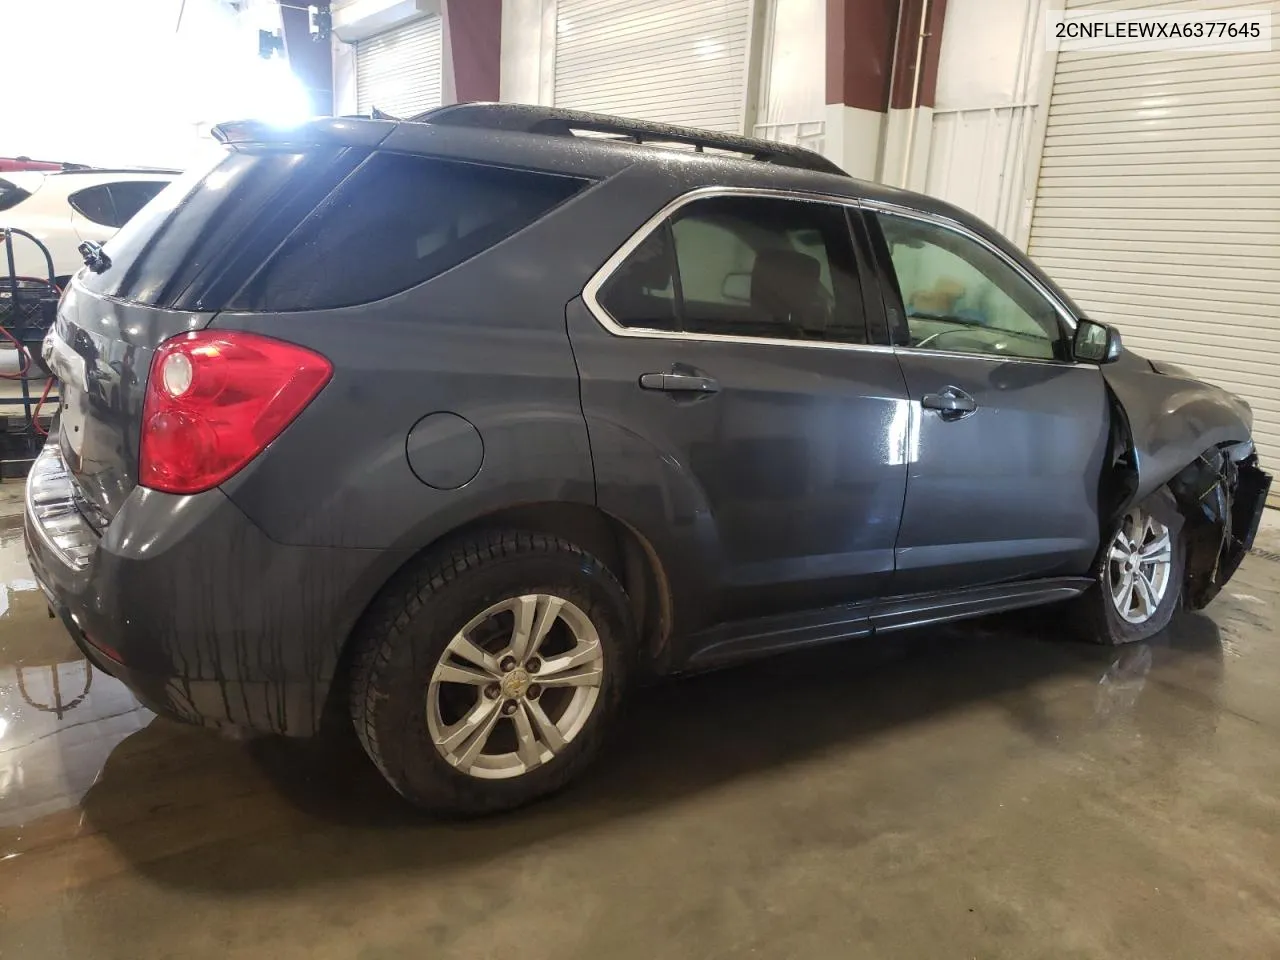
[876,211,1062,361]
[598,194,867,345]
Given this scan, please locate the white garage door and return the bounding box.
[554,0,752,132]
[356,16,443,118]
[1028,0,1280,485]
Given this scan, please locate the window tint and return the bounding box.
[234,153,588,311]
[599,195,867,345]
[0,178,30,212]
[108,180,168,224]
[78,146,361,308]
[877,212,1061,361]
[68,185,116,226]
[596,227,678,331]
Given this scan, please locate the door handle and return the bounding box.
[921,386,977,420]
[639,372,721,394]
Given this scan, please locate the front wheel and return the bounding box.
[348,531,631,815]
[1076,489,1185,645]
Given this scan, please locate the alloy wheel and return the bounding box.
[426,594,604,780]
[1106,506,1174,625]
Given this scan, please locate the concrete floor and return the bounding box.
[1,491,1278,960]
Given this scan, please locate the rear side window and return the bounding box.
[0,178,31,212]
[68,185,117,226]
[233,153,588,311]
[68,181,167,228]
[598,195,867,345]
[107,181,168,225]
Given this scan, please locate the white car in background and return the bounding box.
[0,168,176,284]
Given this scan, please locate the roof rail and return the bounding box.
[412,103,849,178]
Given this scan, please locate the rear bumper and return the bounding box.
[23,443,382,735]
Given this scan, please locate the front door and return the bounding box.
[865,207,1111,593]
[568,192,910,634]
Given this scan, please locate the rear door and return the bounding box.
[863,205,1110,593]
[569,191,910,633]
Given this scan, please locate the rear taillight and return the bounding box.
[139,330,332,494]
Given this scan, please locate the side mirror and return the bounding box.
[1073,318,1123,363]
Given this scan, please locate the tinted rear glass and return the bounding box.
[78,146,358,308]
[231,153,589,312]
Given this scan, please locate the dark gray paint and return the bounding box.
[1101,348,1254,506]
[26,112,1265,737]
[891,352,1110,592]
[406,413,484,490]
[566,299,910,637]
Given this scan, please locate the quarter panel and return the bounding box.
[215,168,686,550]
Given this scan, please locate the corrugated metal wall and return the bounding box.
[553,0,753,132]
[1029,0,1280,482]
[356,16,443,118]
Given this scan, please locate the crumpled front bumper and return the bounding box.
[1169,446,1272,609]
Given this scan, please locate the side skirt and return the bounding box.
[680,577,1093,671]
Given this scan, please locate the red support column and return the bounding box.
[824,0,898,177]
[443,0,503,104]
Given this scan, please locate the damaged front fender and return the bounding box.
[1101,350,1272,607]
[1101,350,1256,506]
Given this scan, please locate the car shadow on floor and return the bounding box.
[76,609,1225,893]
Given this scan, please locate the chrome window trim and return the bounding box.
[580,185,1084,366]
[860,198,1079,334]
[580,185,896,356]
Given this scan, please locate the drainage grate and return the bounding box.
[1250,546,1280,564]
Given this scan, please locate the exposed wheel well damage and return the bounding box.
[1166,445,1270,608]
[1098,388,1270,610]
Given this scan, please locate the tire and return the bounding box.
[348,530,632,815]
[1075,487,1186,645]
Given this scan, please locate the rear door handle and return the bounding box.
[639,372,721,394]
[921,386,977,420]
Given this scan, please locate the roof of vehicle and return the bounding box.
[211,105,969,223]
[208,105,1087,320]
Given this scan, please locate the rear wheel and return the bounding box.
[348,531,631,814]
[1076,489,1185,645]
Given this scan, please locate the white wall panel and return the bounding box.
[924,0,1048,238]
[1028,0,1280,484]
[554,0,752,132]
[756,0,825,127]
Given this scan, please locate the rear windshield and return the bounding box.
[231,153,589,311]
[0,178,31,213]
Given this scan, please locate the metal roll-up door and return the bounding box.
[1028,0,1280,488]
[554,0,752,132]
[356,16,443,118]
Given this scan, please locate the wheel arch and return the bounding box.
[321,500,674,731]
[1097,385,1267,612]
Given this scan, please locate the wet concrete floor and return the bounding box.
[1,487,1278,959]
